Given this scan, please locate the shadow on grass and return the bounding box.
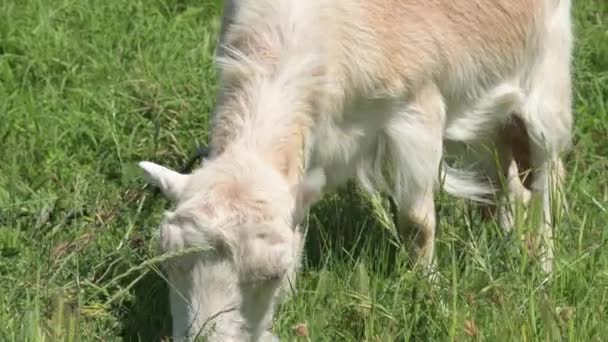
[302,181,401,275]
[120,271,173,341]
[118,191,174,341]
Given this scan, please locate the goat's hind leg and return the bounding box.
[443,84,529,233]
[518,111,570,275]
[492,116,533,233]
[519,14,573,273]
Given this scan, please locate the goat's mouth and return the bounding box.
[163,255,283,340]
[188,305,241,340]
[182,302,278,342]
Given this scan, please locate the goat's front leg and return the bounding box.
[396,189,437,270]
[384,88,443,274]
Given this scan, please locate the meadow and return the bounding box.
[0,0,607,340]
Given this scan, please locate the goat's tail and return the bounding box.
[438,163,496,204]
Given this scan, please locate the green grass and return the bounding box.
[0,0,607,340]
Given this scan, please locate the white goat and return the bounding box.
[139,0,573,340]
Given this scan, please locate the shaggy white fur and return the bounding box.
[140,0,573,340]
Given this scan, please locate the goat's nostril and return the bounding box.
[257,233,268,239]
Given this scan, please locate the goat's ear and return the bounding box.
[292,168,326,224]
[139,161,189,201]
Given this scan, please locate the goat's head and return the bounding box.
[139,147,324,341]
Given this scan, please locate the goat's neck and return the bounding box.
[209,68,317,187]
[207,0,334,186]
